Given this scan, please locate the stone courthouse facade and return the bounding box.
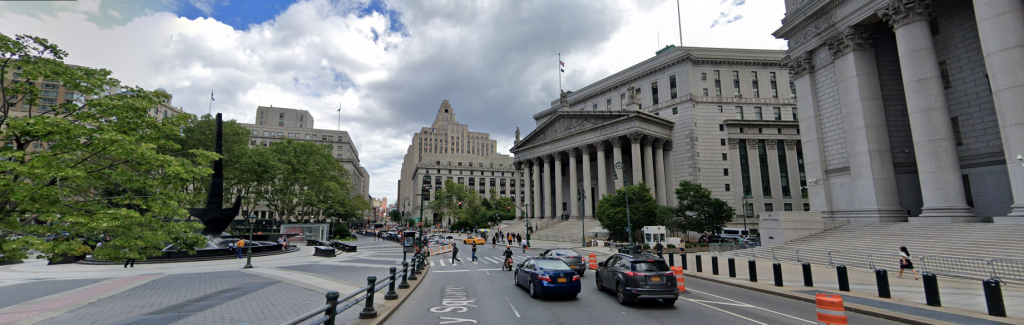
[774,0,1023,223]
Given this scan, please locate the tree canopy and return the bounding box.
[0,33,211,261]
[595,183,659,241]
[671,180,734,235]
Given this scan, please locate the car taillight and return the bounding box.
[625,271,646,277]
[572,275,580,282]
[538,275,552,282]
[665,271,675,276]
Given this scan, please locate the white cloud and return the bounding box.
[0,0,788,203]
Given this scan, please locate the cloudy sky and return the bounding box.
[0,0,787,203]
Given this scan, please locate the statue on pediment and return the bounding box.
[515,127,521,144]
[559,90,568,105]
[627,84,636,102]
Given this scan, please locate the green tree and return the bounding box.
[387,209,403,225]
[673,181,734,235]
[595,183,659,241]
[0,33,211,262]
[171,114,253,206]
[263,139,360,223]
[433,180,480,226]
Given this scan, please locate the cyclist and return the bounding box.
[502,245,514,270]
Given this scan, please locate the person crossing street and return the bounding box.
[451,243,461,264]
[471,243,478,262]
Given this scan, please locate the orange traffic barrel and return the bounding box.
[815,293,848,325]
[671,266,686,292]
[588,253,598,270]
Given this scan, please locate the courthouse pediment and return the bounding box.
[514,112,626,150]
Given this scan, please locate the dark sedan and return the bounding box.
[514,257,581,298]
[539,248,587,276]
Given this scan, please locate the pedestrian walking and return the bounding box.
[898,246,919,280]
[124,257,136,268]
[521,238,528,252]
[451,243,461,264]
[471,244,478,262]
[654,241,664,259]
[492,235,497,248]
[236,239,246,259]
[516,233,522,245]
[507,234,513,246]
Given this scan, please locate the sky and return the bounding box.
[0,0,788,204]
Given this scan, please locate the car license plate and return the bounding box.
[650,276,661,282]
[557,278,567,283]
[569,265,577,269]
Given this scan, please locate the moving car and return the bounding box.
[539,248,587,276]
[462,236,485,245]
[514,257,581,298]
[595,253,678,305]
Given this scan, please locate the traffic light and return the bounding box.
[458,201,463,209]
[507,206,511,212]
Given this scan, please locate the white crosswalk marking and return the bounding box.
[439,260,445,266]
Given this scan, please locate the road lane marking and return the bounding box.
[687,288,815,324]
[504,297,521,318]
[682,298,769,325]
[686,299,753,307]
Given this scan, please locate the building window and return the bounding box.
[672,107,678,115]
[740,139,752,197]
[620,93,626,110]
[717,106,723,113]
[764,203,774,212]
[714,70,722,97]
[702,72,707,80]
[754,107,762,120]
[724,168,729,176]
[259,112,265,125]
[607,98,612,109]
[593,103,598,110]
[790,73,797,99]
[337,145,343,150]
[719,124,724,131]
[41,90,58,97]
[735,106,743,119]
[669,75,678,99]
[250,140,256,146]
[759,140,772,198]
[770,72,779,98]
[939,61,951,89]
[784,203,793,211]
[725,184,731,191]
[305,134,311,140]
[330,135,335,141]
[278,113,285,126]
[261,141,268,146]
[252,130,257,136]
[42,83,60,90]
[721,139,726,146]
[703,88,708,96]
[778,140,791,198]
[952,117,963,145]
[635,88,642,108]
[337,153,343,158]
[263,131,269,136]
[651,81,659,105]
[803,203,810,211]
[751,71,759,98]
[732,71,741,97]
[722,153,728,161]
[773,107,781,120]
[792,107,798,121]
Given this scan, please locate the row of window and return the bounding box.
[732,106,797,121]
[252,130,344,142]
[703,70,796,99]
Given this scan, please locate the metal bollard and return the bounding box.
[983,278,1006,317]
[399,261,410,289]
[727,258,736,278]
[324,291,340,325]
[668,252,675,267]
[923,272,940,307]
[748,260,757,282]
[682,253,688,270]
[711,256,720,275]
[773,263,783,287]
[385,267,398,300]
[802,263,813,287]
[875,269,891,298]
[408,256,419,280]
[836,265,850,292]
[359,276,378,319]
[696,255,703,272]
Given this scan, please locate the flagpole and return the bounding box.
[677,0,683,46]
[558,53,562,92]
[208,91,213,115]
[337,104,341,131]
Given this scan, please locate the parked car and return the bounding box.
[539,248,587,276]
[698,235,728,244]
[463,236,485,245]
[514,257,581,298]
[595,253,678,305]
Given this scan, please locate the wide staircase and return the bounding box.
[753,222,1024,261]
[529,218,597,243]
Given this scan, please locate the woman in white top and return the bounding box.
[898,246,919,280]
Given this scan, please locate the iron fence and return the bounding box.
[708,244,1024,283]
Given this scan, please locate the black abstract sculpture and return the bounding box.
[188,113,243,236]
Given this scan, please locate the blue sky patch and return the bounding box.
[175,0,300,30]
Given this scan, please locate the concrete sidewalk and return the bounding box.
[554,241,1023,324]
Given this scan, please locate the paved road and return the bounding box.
[390,243,904,325]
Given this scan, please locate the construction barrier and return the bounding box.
[815,293,848,325]
[588,253,598,270]
[671,266,686,292]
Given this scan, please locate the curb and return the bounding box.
[361,261,430,325]
[685,272,977,325]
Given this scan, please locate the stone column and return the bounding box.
[515,163,523,219]
[653,139,667,205]
[554,151,565,218]
[581,145,594,218]
[785,140,804,207]
[729,139,743,206]
[784,52,831,212]
[532,158,541,219]
[766,140,783,208]
[543,156,553,219]
[827,26,907,221]
[747,140,764,211]
[628,132,644,187]
[879,0,974,221]
[611,138,624,190]
[663,141,675,205]
[568,149,579,218]
[974,0,1024,222]
[595,142,609,200]
[642,136,656,197]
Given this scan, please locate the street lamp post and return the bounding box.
[742,197,750,235]
[419,171,430,258]
[577,186,586,247]
[613,162,633,255]
[244,214,256,269]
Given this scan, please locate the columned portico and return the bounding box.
[595,141,609,200]
[653,139,666,205]
[554,151,565,218]
[543,155,553,219]
[827,26,906,221]
[879,0,975,221]
[974,0,1024,223]
[532,158,541,218]
[568,149,579,218]
[580,145,593,218]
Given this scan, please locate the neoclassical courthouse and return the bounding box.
[775,0,1022,223]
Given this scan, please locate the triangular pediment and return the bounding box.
[514,112,628,150]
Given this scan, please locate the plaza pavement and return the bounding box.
[0,237,414,325]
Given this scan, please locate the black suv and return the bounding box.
[595,253,678,305]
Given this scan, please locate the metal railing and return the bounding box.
[709,244,1024,283]
[282,253,424,325]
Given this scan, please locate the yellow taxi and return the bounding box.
[463,236,486,245]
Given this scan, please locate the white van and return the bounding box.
[719,228,749,240]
